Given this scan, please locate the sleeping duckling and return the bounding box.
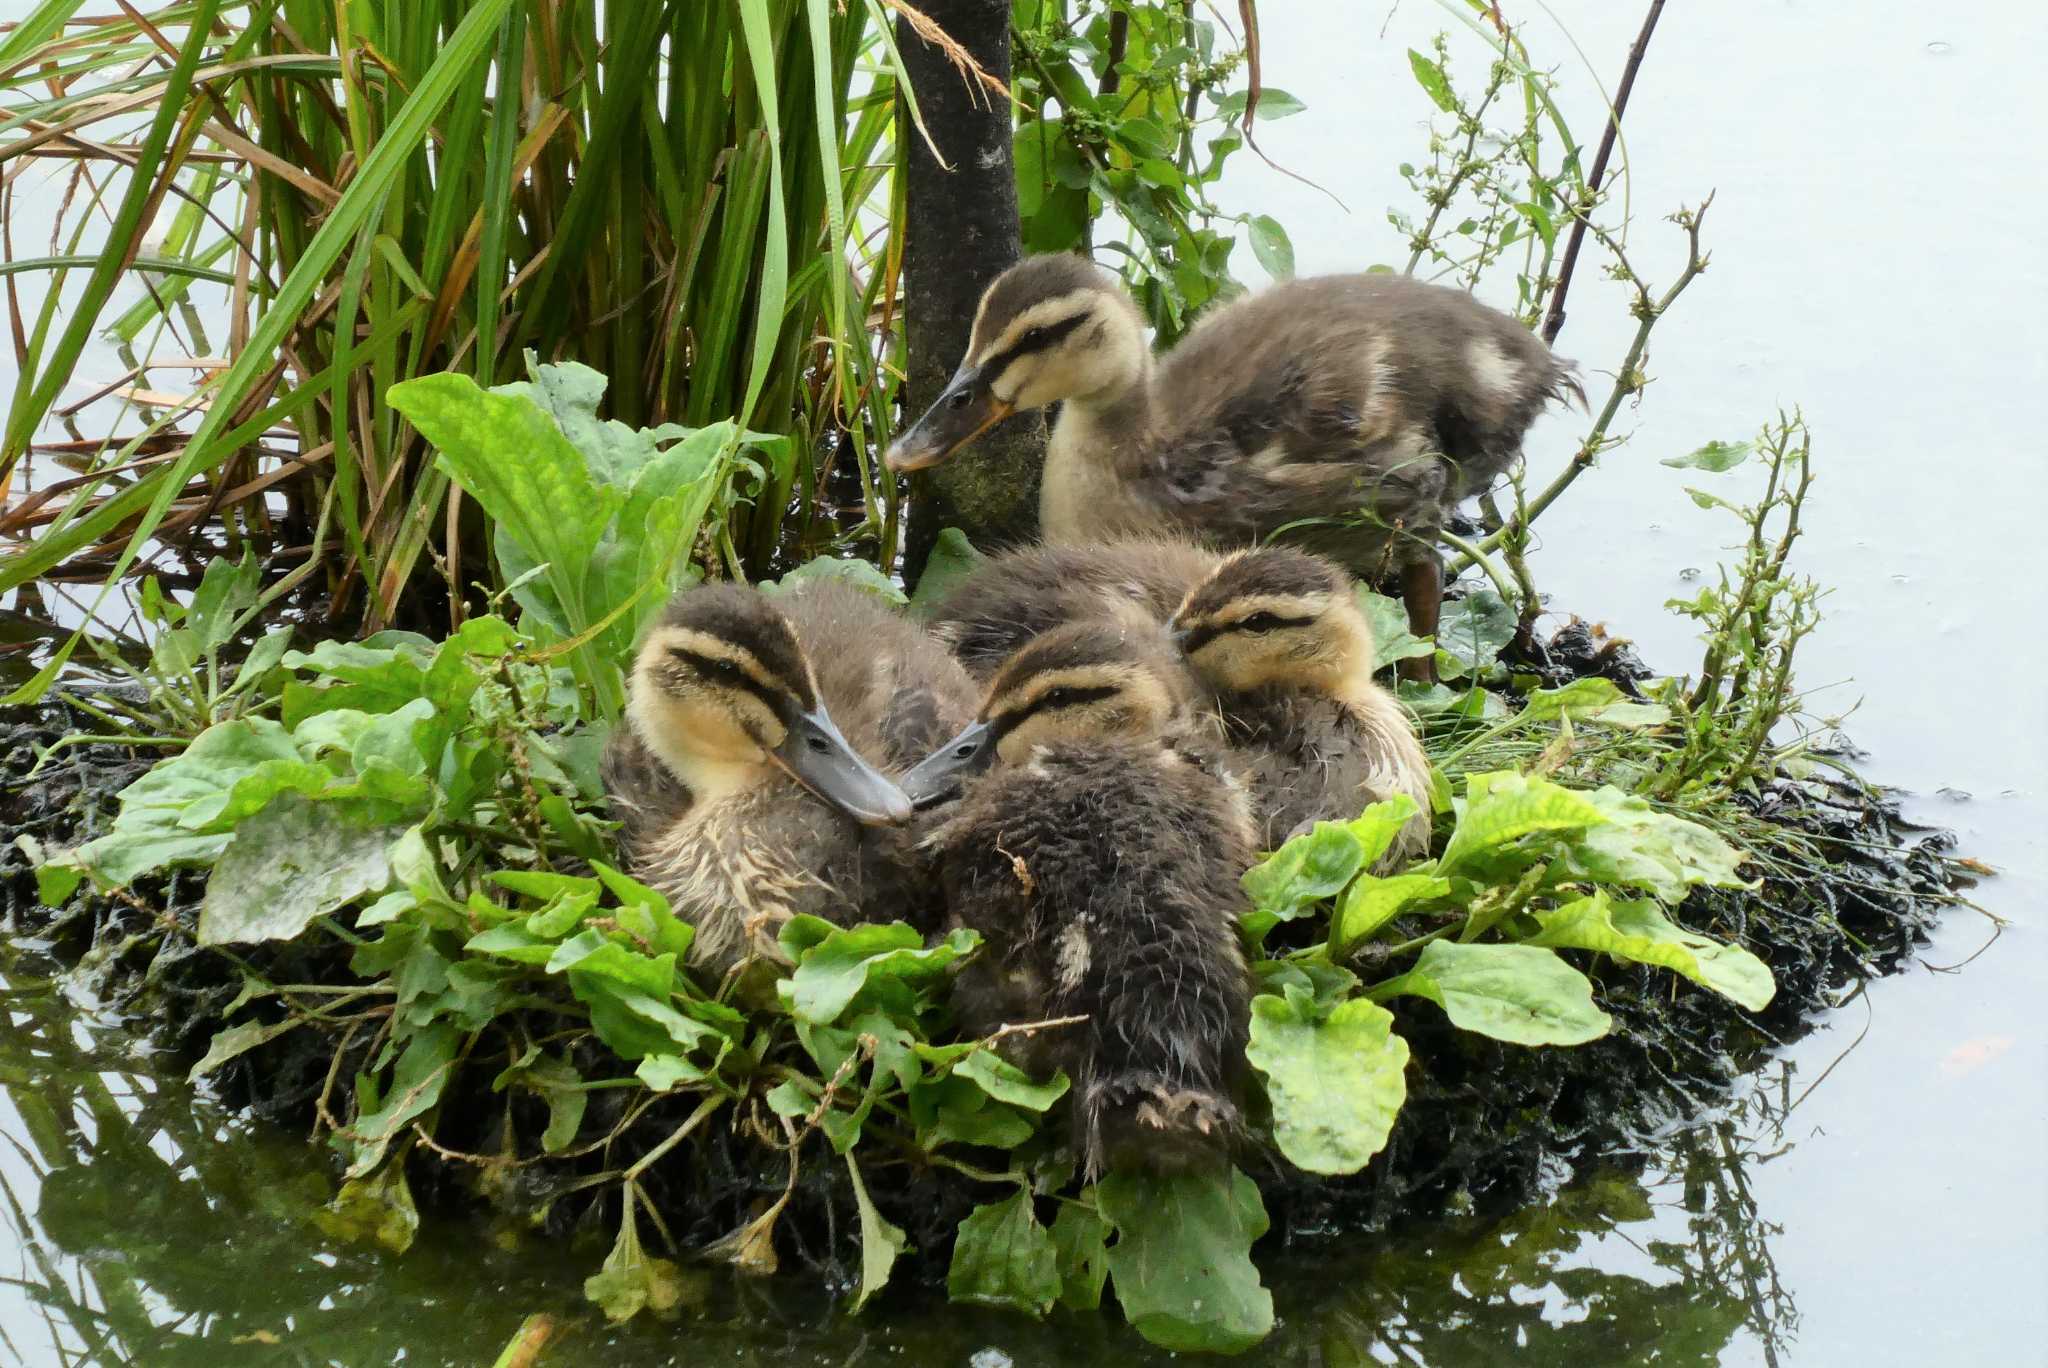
[925,535,1221,681]
[1170,546,1435,865]
[926,539,1434,864]
[886,254,1579,678]
[603,581,976,974]
[903,622,1256,1176]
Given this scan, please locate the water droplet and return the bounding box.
[1925,39,1952,55]
[1678,567,1700,581]
[1936,786,1971,802]
[970,1351,1014,1368]
[1890,572,1910,584]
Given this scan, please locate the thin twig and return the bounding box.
[1541,0,1666,345]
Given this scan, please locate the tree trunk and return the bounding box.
[896,0,1046,584]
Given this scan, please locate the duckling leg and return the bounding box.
[1399,555,1442,684]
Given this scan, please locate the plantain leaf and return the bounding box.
[845,1155,905,1311]
[1438,771,1609,875]
[1100,1165,1273,1353]
[1374,941,1611,1046]
[1246,992,1409,1174]
[1529,893,1776,1012]
[947,1190,1061,1316]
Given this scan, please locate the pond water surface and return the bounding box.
[2,2,2043,1365]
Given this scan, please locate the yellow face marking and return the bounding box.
[650,627,792,699]
[969,289,1101,368]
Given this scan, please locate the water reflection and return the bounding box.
[3,930,1816,1368]
[1282,1073,1799,1368]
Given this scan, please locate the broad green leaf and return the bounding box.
[1565,786,1752,900]
[1333,872,1452,951]
[188,1016,307,1084]
[1435,589,1516,677]
[1100,1166,1274,1354]
[846,1155,905,1312]
[1374,941,1610,1046]
[768,555,907,605]
[584,1200,690,1323]
[1358,587,1435,669]
[1519,677,1624,720]
[1518,679,1673,729]
[492,1049,589,1152]
[636,1054,708,1092]
[1660,439,1753,472]
[947,1190,1061,1316]
[315,1154,419,1255]
[1248,213,1295,280]
[70,717,305,886]
[349,1022,458,1177]
[784,921,975,1024]
[197,795,400,946]
[1529,894,1775,1012]
[1215,88,1307,121]
[1437,771,1608,875]
[1050,1202,1112,1311]
[1346,795,1422,869]
[1246,993,1409,1175]
[1241,822,1365,920]
[908,527,985,618]
[1407,49,1457,112]
[956,1049,1070,1112]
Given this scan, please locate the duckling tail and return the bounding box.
[1081,1068,1242,1178]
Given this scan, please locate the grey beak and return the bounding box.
[884,363,1016,474]
[900,719,996,809]
[771,705,914,826]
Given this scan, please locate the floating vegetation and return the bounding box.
[0,363,1973,1354]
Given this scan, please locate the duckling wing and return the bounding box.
[1135,275,1575,558]
[599,723,690,857]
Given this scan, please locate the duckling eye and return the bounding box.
[1240,612,1286,633]
[1022,325,1048,347]
[1043,686,1088,709]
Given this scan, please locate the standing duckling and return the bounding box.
[1170,546,1435,865]
[886,255,1579,679]
[603,581,976,974]
[902,622,1256,1176]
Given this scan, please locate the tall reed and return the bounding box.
[0,0,923,683]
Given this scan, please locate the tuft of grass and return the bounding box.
[0,0,923,688]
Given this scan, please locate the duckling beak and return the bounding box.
[771,705,915,827]
[899,719,995,809]
[885,363,1015,473]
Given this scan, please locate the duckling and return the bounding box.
[885,255,1580,678]
[1170,546,1435,865]
[904,622,1256,1176]
[925,535,1221,680]
[926,539,1433,863]
[603,581,976,974]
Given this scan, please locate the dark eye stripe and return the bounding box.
[986,682,1119,744]
[669,647,790,714]
[980,311,1091,378]
[1179,614,1317,655]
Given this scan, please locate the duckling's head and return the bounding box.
[886,255,1148,474]
[627,585,913,825]
[1169,547,1373,695]
[900,621,1190,806]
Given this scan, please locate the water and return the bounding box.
[4,1,2045,1363]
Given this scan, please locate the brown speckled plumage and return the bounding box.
[930,541,1434,862]
[921,624,1256,1175]
[603,581,975,973]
